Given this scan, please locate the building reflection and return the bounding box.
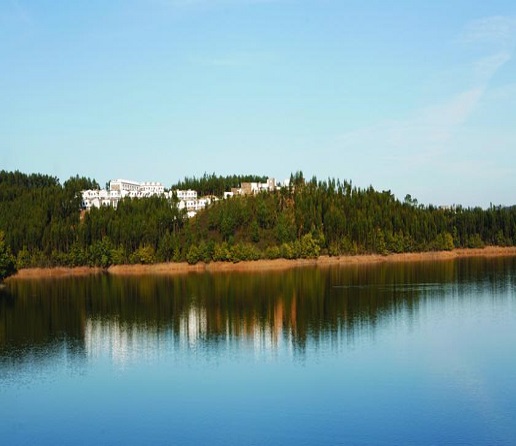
[2,256,515,367]
[82,301,294,367]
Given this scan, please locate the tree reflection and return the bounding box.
[1,257,515,365]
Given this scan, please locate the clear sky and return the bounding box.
[1,0,515,207]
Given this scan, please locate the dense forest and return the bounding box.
[170,172,268,197]
[1,169,515,277]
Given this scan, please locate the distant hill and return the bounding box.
[0,170,515,268]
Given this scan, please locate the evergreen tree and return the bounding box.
[0,231,16,281]
[1,170,516,267]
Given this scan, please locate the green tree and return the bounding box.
[130,245,156,265]
[0,231,16,281]
[186,244,201,264]
[300,233,320,258]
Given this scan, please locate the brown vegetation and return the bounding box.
[8,246,516,280]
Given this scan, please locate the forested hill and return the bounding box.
[1,170,516,272]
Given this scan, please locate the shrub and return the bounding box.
[213,242,231,262]
[429,232,455,251]
[280,242,299,260]
[186,244,201,265]
[264,245,281,259]
[16,247,32,269]
[111,246,127,265]
[89,237,114,267]
[230,243,261,262]
[300,233,320,258]
[467,234,485,249]
[130,245,156,265]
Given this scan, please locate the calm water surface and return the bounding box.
[1,258,516,445]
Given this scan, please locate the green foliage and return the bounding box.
[275,213,296,243]
[171,173,267,197]
[372,228,387,255]
[157,232,177,262]
[300,233,320,258]
[197,240,214,263]
[328,236,359,256]
[89,237,114,268]
[429,232,455,251]
[495,230,511,247]
[264,246,281,259]
[213,242,231,262]
[250,220,260,243]
[64,175,99,193]
[186,244,201,265]
[0,231,16,281]
[16,247,32,269]
[385,231,414,254]
[230,243,261,262]
[130,245,156,265]
[280,242,299,260]
[111,246,127,265]
[466,234,485,249]
[2,170,516,269]
[68,243,88,267]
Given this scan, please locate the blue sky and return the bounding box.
[1,0,515,207]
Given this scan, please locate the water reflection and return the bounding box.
[1,257,515,366]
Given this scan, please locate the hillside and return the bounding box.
[1,170,515,270]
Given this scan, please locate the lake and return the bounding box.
[1,258,516,445]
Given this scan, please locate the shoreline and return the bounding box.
[7,246,516,280]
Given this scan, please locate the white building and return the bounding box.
[139,182,165,196]
[82,179,165,211]
[109,179,140,193]
[227,178,279,197]
[176,189,198,200]
[177,197,212,213]
[82,189,121,210]
[81,180,215,218]
[82,176,285,216]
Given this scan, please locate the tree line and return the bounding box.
[171,172,268,197]
[1,170,515,278]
